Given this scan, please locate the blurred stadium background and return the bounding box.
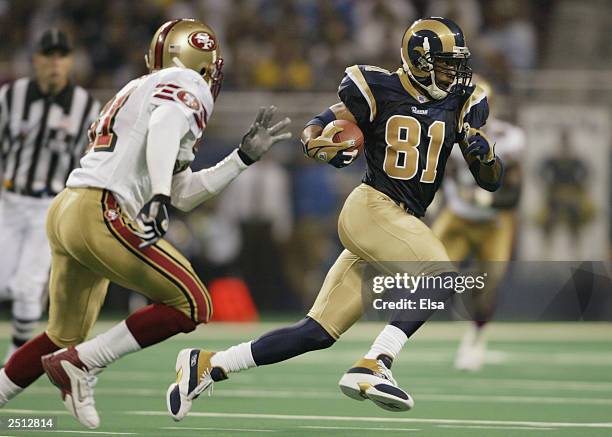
[0,1,611,435]
[3,0,609,316]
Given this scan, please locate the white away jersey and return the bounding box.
[444,117,525,221]
[67,67,213,219]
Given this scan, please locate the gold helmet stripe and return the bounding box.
[153,19,180,69]
[401,18,456,66]
[345,65,377,122]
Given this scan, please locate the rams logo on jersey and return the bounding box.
[188,31,216,51]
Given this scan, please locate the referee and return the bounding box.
[0,29,99,363]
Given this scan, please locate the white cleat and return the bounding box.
[166,349,227,421]
[339,356,414,412]
[42,347,100,429]
[455,324,487,372]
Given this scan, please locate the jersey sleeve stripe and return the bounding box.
[345,65,377,122]
[153,94,175,101]
[458,85,487,132]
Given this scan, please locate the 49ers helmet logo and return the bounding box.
[188,31,216,51]
[177,90,201,111]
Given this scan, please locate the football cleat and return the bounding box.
[338,356,414,411]
[41,347,101,429]
[166,349,227,421]
[455,324,487,372]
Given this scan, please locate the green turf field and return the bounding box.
[1,321,611,436]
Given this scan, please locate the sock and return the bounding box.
[0,369,23,405]
[250,317,335,366]
[124,304,197,348]
[11,318,38,348]
[3,332,59,389]
[210,341,255,374]
[365,324,408,362]
[76,321,141,369]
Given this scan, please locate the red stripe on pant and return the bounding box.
[104,192,209,322]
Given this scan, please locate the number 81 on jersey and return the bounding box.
[383,115,445,183]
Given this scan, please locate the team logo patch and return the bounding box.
[177,90,201,111]
[188,31,216,51]
[105,209,119,221]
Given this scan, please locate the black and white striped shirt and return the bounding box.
[0,78,99,197]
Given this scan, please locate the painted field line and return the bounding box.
[436,424,556,431]
[129,410,612,429]
[22,386,612,406]
[406,377,612,393]
[99,371,612,393]
[1,408,69,414]
[162,426,275,433]
[301,425,420,432]
[47,432,137,435]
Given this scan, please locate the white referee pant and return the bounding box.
[0,191,53,322]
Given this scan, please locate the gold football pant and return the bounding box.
[431,208,516,262]
[307,184,451,339]
[432,208,517,316]
[45,188,212,347]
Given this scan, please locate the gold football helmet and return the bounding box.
[145,19,224,100]
[401,17,471,100]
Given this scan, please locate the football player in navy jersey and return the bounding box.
[166,17,504,418]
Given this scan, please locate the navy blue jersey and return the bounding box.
[338,65,489,217]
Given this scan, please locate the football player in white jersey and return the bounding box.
[0,19,291,429]
[432,76,524,371]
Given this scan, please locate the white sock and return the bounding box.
[365,325,408,361]
[210,341,256,374]
[0,368,23,405]
[76,321,141,369]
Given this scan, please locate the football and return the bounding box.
[329,119,364,154]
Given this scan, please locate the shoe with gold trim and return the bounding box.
[338,355,414,411]
[166,349,227,421]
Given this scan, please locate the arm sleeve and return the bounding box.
[170,149,249,212]
[147,104,190,197]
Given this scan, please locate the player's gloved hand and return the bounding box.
[464,127,496,164]
[238,106,292,163]
[135,194,170,249]
[303,123,358,168]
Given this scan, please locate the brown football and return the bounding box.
[329,119,364,154]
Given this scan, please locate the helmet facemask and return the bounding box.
[203,58,224,101]
[411,37,472,100]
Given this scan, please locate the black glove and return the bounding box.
[464,128,495,164]
[135,194,170,248]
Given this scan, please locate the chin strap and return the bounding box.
[422,38,447,100]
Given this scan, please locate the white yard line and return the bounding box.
[300,426,420,432]
[20,387,612,406]
[47,432,137,435]
[436,424,556,431]
[162,426,276,433]
[129,410,612,429]
[98,371,612,393]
